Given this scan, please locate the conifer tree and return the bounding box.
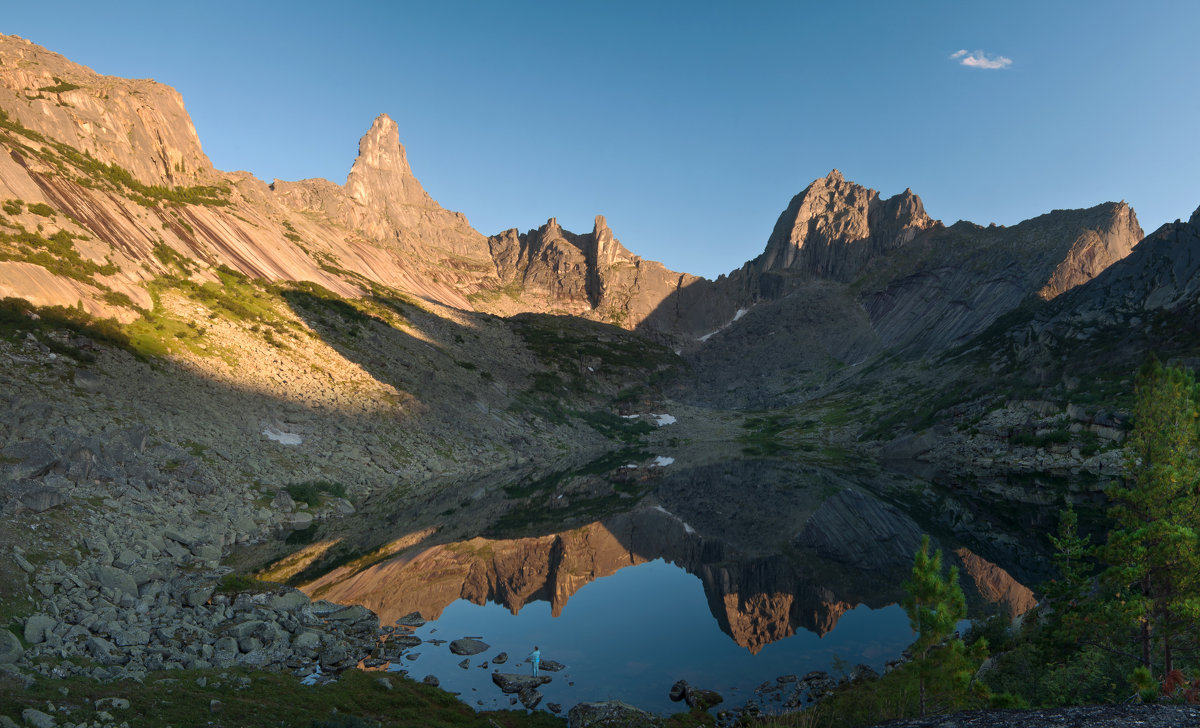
[903,534,973,715]
[1041,505,1095,652]
[1103,359,1200,676]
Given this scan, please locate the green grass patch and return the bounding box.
[37,77,81,93]
[0,666,568,728]
[0,224,118,287]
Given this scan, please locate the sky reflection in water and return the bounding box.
[390,558,912,716]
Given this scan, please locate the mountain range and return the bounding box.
[3,31,1200,708]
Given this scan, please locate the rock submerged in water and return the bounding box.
[449,637,489,656]
[540,658,565,672]
[492,651,508,664]
[668,679,722,710]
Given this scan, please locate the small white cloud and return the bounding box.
[950,49,1012,70]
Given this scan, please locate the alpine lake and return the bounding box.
[249,445,1048,718]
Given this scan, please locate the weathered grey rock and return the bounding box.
[685,687,723,710]
[1,440,58,479]
[395,611,426,627]
[669,679,689,702]
[458,658,469,669]
[567,701,659,728]
[94,696,130,710]
[449,637,489,656]
[391,634,421,648]
[491,672,551,694]
[540,659,565,672]
[422,675,439,687]
[268,589,309,611]
[492,651,508,664]
[184,585,215,608]
[0,629,23,663]
[518,686,543,709]
[94,565,139,598]
[24,614,56,644]
[20,709,56,728]
[72,369,103,391]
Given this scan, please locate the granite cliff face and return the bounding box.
[0,35,213,187]
[749,170,936,281]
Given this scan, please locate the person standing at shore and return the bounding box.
[528,645,541,677]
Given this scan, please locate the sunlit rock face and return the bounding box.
[750,170,936,280]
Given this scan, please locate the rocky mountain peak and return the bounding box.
[1190,204,1200,228]
[344,113,432,209]
[593,215,613,246]
[0,34,213,186]
[751,172,936,280]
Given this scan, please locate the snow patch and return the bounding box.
[651,413,676,426]
[263,427,303,446]
[649,455,675,467]
[653,505,695,534]
[696,306,753,342]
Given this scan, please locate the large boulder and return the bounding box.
[0,629,23,664]
[23,615,56,644]
[567,701,659,728]
[1,440,58,480]
[491,672,551,694]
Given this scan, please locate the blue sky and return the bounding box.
[5,1,1199,279]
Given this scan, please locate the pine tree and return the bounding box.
[1041,505,1095,653]
[902,534,974,715]
[1103,359,1200,677]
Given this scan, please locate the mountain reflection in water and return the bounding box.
[299,461,1035,654]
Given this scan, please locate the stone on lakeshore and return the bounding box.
[491,672,551,694]
[567,701,659,728]
[540,658,565,672]
[395,611,426,627]
[518,686,543,709]
[669,679,689,702]
[449,637,489,656]
[492,651,508,664]
[422,675,439,687]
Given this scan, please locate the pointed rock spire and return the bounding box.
[345,113,432,210]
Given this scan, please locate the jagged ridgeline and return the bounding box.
[7,27,1200,722]
[6,24,1200,527]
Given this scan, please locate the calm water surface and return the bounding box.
[291,456,1039,716]
[392,558,912,715]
